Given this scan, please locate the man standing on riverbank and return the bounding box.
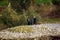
[33,16,37,24]
[27,17,32,25]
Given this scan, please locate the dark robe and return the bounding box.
[33,17,37,24]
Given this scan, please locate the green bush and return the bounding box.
[35,0,51,5]
[2,9,13,27]
[9,0,31,13]
[19,15,27,25]
[2,9,28,27]
[0,1,8,6]
[52,0,60,6]
[1,7,41,27]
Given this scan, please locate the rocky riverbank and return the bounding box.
[0,23,60,40]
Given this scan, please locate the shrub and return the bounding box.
[2,9,13,27]
[0,1,8,6]
[52,0,60,6]
[2,8,28,27]
[19,15,27,25]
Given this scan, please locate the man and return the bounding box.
[33,16,37,24]
[27,17,31,25]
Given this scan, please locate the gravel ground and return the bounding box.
[0,23,60,39]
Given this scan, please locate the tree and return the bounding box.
[9,0,31,13]
[50,0,60,18]
[0,0,8,6]
[52,0,60,6]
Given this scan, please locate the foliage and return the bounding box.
[0,1,8,6]
[1,7,41,27]
[35,0,51,5]
[52,0,60,6]
[18,15,27,25]
[2,9,13,27]
[9,0,31,13]
[1,8,28,27]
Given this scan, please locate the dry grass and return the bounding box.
[6,26,33,33]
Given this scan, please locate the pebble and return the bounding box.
[0,23,60,39]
